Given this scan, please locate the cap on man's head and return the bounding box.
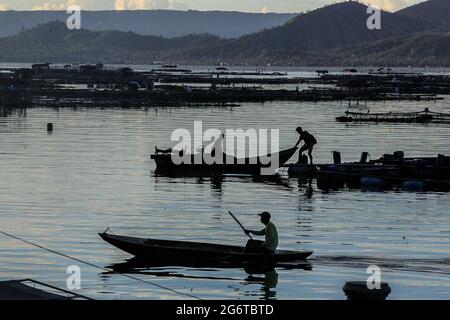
[258,211,271,219]
[296,127,303,132]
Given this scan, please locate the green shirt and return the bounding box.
[252,222,278,252]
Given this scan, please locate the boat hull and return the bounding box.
[287,164,319,177]
[151,147,298,175]
[99,233,313,264]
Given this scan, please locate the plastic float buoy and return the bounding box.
[361,177,384,191]
[403,180,425,192]
[343,281,391,300]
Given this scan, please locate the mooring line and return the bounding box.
[0,229,202,300]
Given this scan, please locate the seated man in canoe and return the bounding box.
[244,212,278,255]
[294,127,317,164]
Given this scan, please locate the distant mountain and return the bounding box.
[328,31,450,67]
[397,0,450,28]
[159,31,450,67]
[159,1,440,65]
[0,2,448,67]
[265,31,450,67]
[0,10,297,38]
[0,21,223,63]
[194,1,435,55]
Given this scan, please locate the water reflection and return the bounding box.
[107,256,312,272]
[104,257,312,300]
[153,172,293,190]
[298,178,314,198]
[244,267,279,300]
[0,106,27,118]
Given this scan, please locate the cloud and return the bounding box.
[115,0,188,10]
[0,2,8,11]
[31,0,91,11]
[67,0,91,7]
[261,6,270,14]
[32,2,66,10]
[364,0,419,12]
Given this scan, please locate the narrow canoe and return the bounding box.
[151,147,298,175]
[99,233,313,264]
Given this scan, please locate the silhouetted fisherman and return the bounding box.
[244,212,278,255]
[295,127,317,164]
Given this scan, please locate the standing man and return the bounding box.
[244,212,278,255]
[295,127,317,164]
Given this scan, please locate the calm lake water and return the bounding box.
[0,99,449,299]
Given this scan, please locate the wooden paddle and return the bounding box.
[228,211,271,264]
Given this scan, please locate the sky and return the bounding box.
[0,0,427,13]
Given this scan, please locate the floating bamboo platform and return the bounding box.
[0,66,448,110]
[336,108,450,124]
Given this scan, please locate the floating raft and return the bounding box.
[316,151,450,191]
[286,151,450,191]
[336,108,450,124]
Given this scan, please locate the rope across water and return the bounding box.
[0,229,202,300]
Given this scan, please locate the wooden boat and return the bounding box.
[336,108,450,124]
[0,279,91,300]
[151,147,298,175]
[99,233,313,264]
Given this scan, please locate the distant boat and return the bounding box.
[272,71,288,76]
[151,67,192,73]
[162,64,178,69]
